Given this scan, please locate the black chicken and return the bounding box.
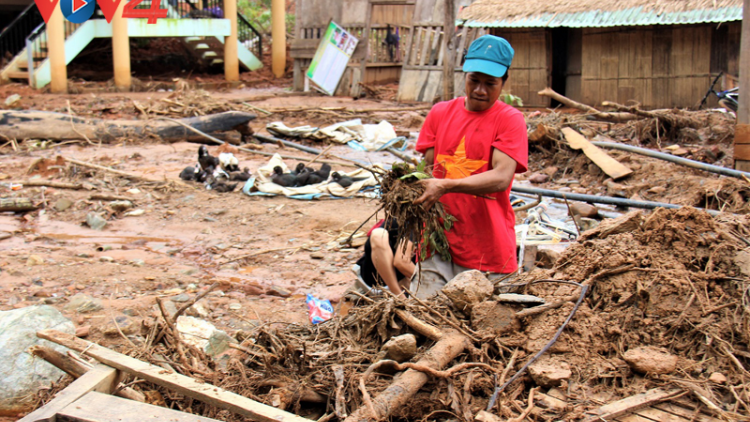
[331,172,368,188]
[198,145,219,171]
[271,166,297,187]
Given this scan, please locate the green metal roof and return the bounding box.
[460,6,743,28]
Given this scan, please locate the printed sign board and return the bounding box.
[306,21,358,96]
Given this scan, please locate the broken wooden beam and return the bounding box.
[37,329,309,422]
[344,330,468,422]
[29,345,145,402]
[18,364,121,422]
[58,391,222,422]
[582,388,684,422]
[536,88,637,122]
[561,128,633,180]
[0,110,255,143]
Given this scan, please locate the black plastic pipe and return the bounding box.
[591,141,750,179]
[511,186,721,216]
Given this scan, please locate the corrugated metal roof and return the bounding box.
[460,6,743,28]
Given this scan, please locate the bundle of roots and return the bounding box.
[378,162,455,261]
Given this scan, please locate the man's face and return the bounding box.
[464,72,504,112]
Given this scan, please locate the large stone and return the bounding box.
[623,346,677,375]
[176,316,236,357]
[569,203,599,218]
[528,356,571,387]
[0,306,76,414]
[471,301,520,335]
[442,270,494,313]
[382,334,417,362]
[64,294,103,313]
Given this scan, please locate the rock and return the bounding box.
[109,200,134,212]
[605,181,628,198]
[708,372,727,384]
[176,316,236,356]
[0,231,11,241]
[64,294,103,313]
[536,249,560,269]
[528,357,572,387]
[267,285,292,297]
[310,251,325,259]
[103,315,140,337]
[53,198,74,212]
[623,346,677,374]
[471,301,520,335]
[0,305,75,414]
[242,284,265,296]
[569,202,598,218]
[130,259,145,267]
[155,300,178,319]
[382,334,417,362]
[26,255,44,266]
[170,294,191,303]
[647,186,666,195]
[442,270,494,313]
[735,250,750,277]
[75,325,91,337]
[99,256,114,263]
[542,166,559,178]
[86,213,107,231]
[528,173,549,184]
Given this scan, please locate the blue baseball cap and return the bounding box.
[462,35,514,78]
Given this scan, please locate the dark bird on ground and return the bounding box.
[198,145,219,171]
[314,163,331,180]
[271,166,297,187]
[229,167,251,181]
[179,165,199,181]
[292,162,312,175]
[383,24,399,62]
[210,180,239,193]
[295,168,323,186]
[196,165,214,183]
[331,172,368,188]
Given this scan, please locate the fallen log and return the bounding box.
[0,110,255,143]
[537,88,637,122]
[344,329,468,422]
[29,345,145,402]
[0,197,36,212]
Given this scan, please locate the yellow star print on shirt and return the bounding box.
[435,136,487,179]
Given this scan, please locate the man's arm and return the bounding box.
[415,147,517,209]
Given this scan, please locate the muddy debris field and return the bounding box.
[0,85,749,422]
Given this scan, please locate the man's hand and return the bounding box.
[414,178,449,210]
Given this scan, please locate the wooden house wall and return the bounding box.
[488,29,550,107]
[578,23,741,109]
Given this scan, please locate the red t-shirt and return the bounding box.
[416,97,528,273]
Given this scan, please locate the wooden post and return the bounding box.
[735,0,750,171]
[271,0,286,78]
[47,3,66,93]
[356,1,373,97]
[442,0,455,101]
[224,0,239,81]
[111,0,131,91]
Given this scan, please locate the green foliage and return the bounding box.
[500,92,523,107]
[238,0,295,35]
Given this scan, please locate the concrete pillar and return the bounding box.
[224,0,239,81]
[112,0,131,91]
[271,0,286,78]
[47,3,66,93]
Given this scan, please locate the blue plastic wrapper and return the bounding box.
[306,294,333,324]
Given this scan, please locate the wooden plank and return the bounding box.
[583,389,684,422]
[633,406,694,422]
[37,330,308,422]
[418,27,433,66]
[58,391,221,422]
[420,71,442,103]
[652,402,722,422]
[397,69,420,100]
[561,128,633,180]
[19,365,119,422]
[428,25,442,66]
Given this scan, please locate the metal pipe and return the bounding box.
[591,141,750,179]
[510,186,721,216]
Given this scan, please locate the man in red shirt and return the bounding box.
[412,34,528,298]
